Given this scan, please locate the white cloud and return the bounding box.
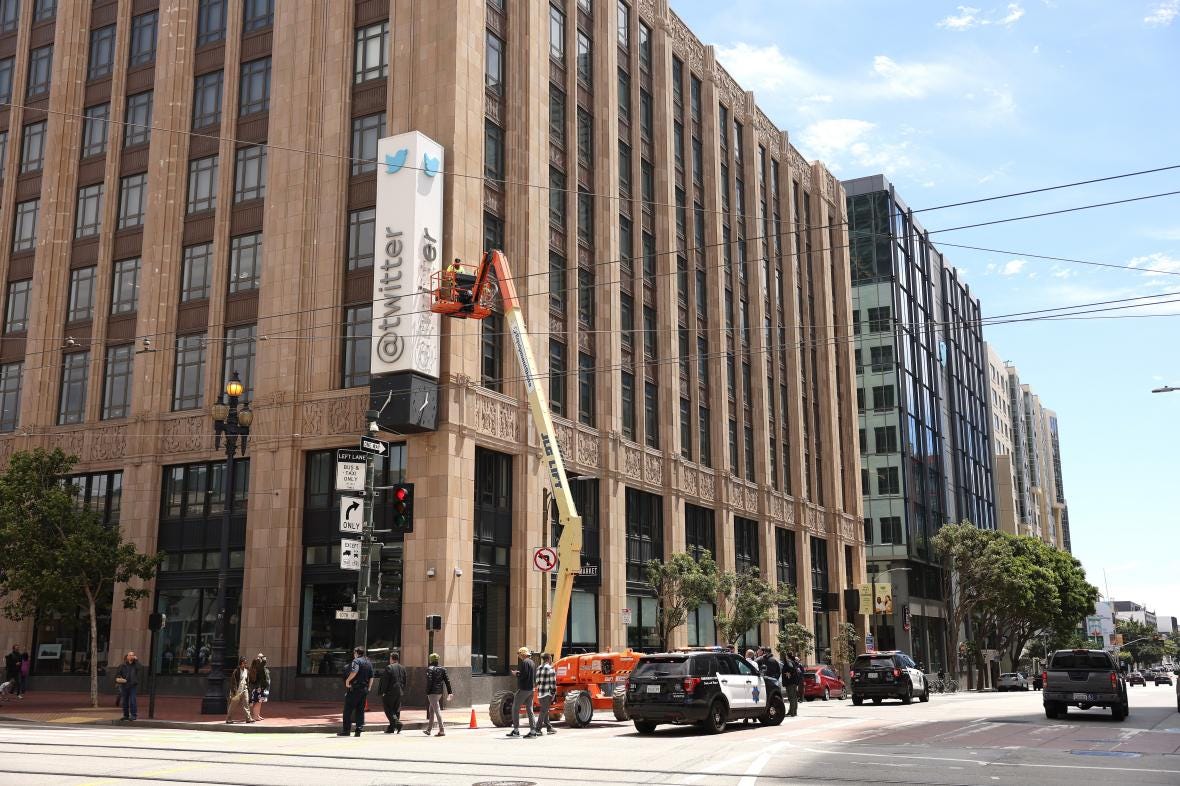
[711,42,818,94]
[1145,226,1180,241]
[1127,252,1180,276]
[795,118,918,177]
[938,3,1025,29]
[1000,259,1027,276]
[1145,0,1180,26]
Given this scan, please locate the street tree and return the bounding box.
[645,551,719,651]
[714,568,791,650]
[1115,618,1163,669]
[830,622,860,678]
[0,449,160,708]
[932,522,1009,685]
[776,588,814,660]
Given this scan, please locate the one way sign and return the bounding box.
[359,436,389,455]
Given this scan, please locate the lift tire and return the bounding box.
[489,690,515,728]
[612,689,630,721]
[563,689,594,727]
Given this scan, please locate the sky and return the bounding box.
[670,0,1180,621]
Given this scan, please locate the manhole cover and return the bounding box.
[1069,750,1140,758]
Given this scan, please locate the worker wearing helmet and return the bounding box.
[508,647,537,738]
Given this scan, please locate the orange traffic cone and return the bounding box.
[469,708,478,729]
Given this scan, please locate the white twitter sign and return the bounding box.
[372,131,445,380]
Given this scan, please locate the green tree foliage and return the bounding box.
[1115,618,1164,669]
[775,588,814,659]
[0,449,160,708]
[831,622,860,668]
[645,551,719,651]
[714,568,792,650]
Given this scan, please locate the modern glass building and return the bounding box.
[845,174,996,672]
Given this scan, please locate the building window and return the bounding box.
[342,305,371,388]
[744,424,755,482]
[578,352,595,426]
[577,266,594,326]
[639,89,653,140]
[0,57,12,103]
[242,0,273,32]
[775,527,796,588]
[735,516,760,573]
[117,173,148,229]
[699,406,711,467]
[638,22,651,70]
[124,91,153,147]
[870,345,894,372]
[192,71,223,129]
[617,69,630,122]
[473,448,513,675]
[576,31,592,85]
[101,345,134,420]
[350,113,385,176]
[186,155,219,213]
[625,487,663,584]
[12,199,38,252]
[876,466,900,495]
[33,0,55,21]
[549,87,565,145]
[111,258,141,315]
[644,381,659,448]
[549,4,565,61]
[4,279,30,333]
[81,103,110,157]
[234,146,267,202]
[872,384,895,410]
[874,426,897,454]
[172,334,206,411]
[0,361,21,432]
[197,0,227,46]
[685,503,715,560]
[180,244,212,302]
[238,57,271,116]
[486,31,504,95]
[577,108,593,165]
[680,397,692,459]
[548,167,566,227]
[27,45,52,98]
[229,233,263,293]
[880,516,902,545]
[549,251,566,312]
[867,305,891,332]
[58,351,89,425]
[480,312,503,392]
[346,208,375,270]
[223,325,256,398]
[621,370,635,440]
[129,11,158,67]
[617,1,629,48]
[642,305,656,360]
[75,184,104,239]
[67,267,96,322]
[0,0,17,33]
[548,339,566,417]
[354,22,389,84]
[20,120,46,173]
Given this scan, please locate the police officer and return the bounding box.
[339,646,374,737]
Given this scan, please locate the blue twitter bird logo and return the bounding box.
[385,149,408,174]
[423,154,440,177]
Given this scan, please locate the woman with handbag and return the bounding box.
[225,656,254,723]
[114,652,140,721]
[248,654,271,721]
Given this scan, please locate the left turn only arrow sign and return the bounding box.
[340,494,363,533]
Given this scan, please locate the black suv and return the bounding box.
[849,651,930,705]
[625,649,785,734]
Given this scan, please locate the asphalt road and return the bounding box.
[1,684,1178,785]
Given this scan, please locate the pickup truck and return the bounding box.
[1042,648,1128,721]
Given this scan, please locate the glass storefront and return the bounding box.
[154,586,241,675]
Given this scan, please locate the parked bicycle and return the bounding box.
[925,674,959,694]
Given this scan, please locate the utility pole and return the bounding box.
[355,411,380,650]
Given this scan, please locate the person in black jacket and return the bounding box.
[781,651,802,717]
[423,653,453,737]
[338,647,374,737]
[508,647,537,738]
[114,652,140,721]
[759,646,783,681]
[379,652,408,734]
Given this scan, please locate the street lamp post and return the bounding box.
[200,371,253,715]
[868,566,910,652]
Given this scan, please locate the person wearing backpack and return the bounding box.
[781,650,802,717]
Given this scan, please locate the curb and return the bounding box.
[0,714,471,734]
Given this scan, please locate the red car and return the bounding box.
[803,665,847,701]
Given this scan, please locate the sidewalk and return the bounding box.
[0,692,483,733]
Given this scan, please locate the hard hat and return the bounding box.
[517,647,531,656]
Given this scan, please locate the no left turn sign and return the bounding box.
[532,547,557,572]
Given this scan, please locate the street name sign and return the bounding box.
[335,607,360,621]
[335,449,368,491]
[339,495,364,533]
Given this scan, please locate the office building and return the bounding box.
[845,174,996,672]
[0,0,864,701]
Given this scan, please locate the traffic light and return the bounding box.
[392,482,414,533]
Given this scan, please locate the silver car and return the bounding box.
[997,672,1029,691]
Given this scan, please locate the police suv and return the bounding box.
[624,648,786,734]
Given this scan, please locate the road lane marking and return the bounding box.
[736,742,786,786]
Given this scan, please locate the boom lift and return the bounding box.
[430,251,638,727]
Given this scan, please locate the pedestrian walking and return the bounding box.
[507,647,536,738]
[423,653,453,737]
[18,650,29,697]
[225,656,253,723]
[248,654,270,721]
[781,651,802,717]
[378,652,407,734]
[533,652,557,736]
[4,646,21,700]
[338,647,374,737]
[115,651,141,721]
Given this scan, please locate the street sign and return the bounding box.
[339,494,364,533]
[359,436,389,455]
[532,547,557,572]
[335,449,368,491]
[335,607,359,621]
[865,633,875,652]
[579,565,598,577]
[341,538,362,570]
[621,607,633,625]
